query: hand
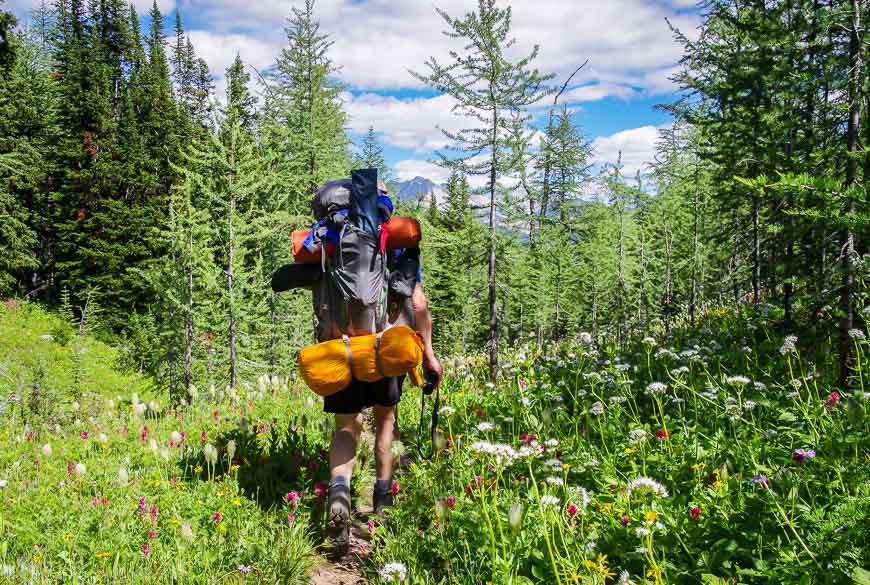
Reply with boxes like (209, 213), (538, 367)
(422, 351), (443, 389)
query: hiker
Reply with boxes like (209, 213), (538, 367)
(304, 173), (442, 556)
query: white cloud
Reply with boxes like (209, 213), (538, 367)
(175, 0), (699, 95)
(591, 125), (661, 176)
(394, 159), (450, 184)
(345, 92), (476, 153)
(560, 83), (637, 103)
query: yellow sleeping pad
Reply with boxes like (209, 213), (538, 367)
(298, 325), (424, 397)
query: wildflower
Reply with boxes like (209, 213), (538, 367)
(645, 382), (667, 395)
(590, 401), (605, 415)
(751, 474), (769, 487)
(848, 329), (865, 340)
(226, 440), (236, 462)
(62, 532), (73, 542)
(655, 429), (670, 440)
(618, 570), (634, 585)
(743, 400), (757, 411)
(41, 443), (52, 458)
(628, 429), (647, 444)
(379, 562), (408, 582)
(313, 481), (327, 499)
(203, 444), (217, 465)
(621, 515), (630, 526)
(81, 431), (89, 440)
(74, 463), (86, 477)
(627, 476), (669, 498)
(825, 391), (841, 411)
(148, 530), (156, 539)
(641, 336), (656, 347)
(391, 480), (400, 495)
(476, 422), (494, 432)
(754, 381), (767, 391)
(509, 502), (524, 532)
(438, 406), (456, 417)
(95, 552), (111, 560)
(688, 505), (701, 521)
(286, 491), (298, 507)
(546, 476), (564, 486)
(609, 395), (628, 404)
(0, 480), (6, 488)
(635, 527), (651, 537)
(540, 495), (560, 507)
(142, 542), (150, 557)
(213, 511), (222, 524)
(567, 503), (578, 517)
(180, 523), (194, 542)
(286, 514), (295, 524)
(544, 438), (559, 448)
(780, 335), (798, 355)
(238, 565), (251, 575)
(726, 375), (751, 386)
(792, 448), (816, 463)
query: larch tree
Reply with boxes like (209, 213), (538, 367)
(413, 0), (553, 382)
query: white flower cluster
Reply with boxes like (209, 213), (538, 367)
(568, 486), (591, 510)
(379, 562), (408, 582)
(589, 401), (605, 416)
(609, 395), (628, 404)
(545, 476), (564, 486)
(540, 495), (560, 507)
(645, 382), (668, 395)
(476, 422), (495, 432)
(641, 336), (657, 347)
(470, 441), (518, 467)
(849, 329), (866, 340)
(438, 406), (456, 417)
(627, 476), (669, 498)
(628, 429), (647, 444)
(726, 375), (751, 386)
(780, 335), (798, 355)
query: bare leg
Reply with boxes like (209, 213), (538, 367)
(372, 404), (397, 481)
(329, 413), (362, 481)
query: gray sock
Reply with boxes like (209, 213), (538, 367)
(374, 478), (391, 494)
(330, 476), (349, 490)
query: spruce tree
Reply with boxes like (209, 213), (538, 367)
(413, 0), (553, 382)
(353, 125), (389, 178)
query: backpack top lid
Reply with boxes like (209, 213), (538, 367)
(350, 168), (382, 236)
(312, 179), (352, 218)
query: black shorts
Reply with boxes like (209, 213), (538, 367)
(323, 375), (405, 414)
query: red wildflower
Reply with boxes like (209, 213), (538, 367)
(825, 391), (841, 411)
(688, 505), (701, 521)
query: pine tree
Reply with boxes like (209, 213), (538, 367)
(353, 125), (389, 178)
(413, 0), (553, 382)
(225, 53), (256, 132)
(264, 0), (347, 213)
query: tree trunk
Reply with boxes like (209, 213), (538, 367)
(227, 143), (237, 389)
(840, 0), (862, 390)
(591, 279), (598, 342)
(752, 192), (760, 304)
(184, 222), (193, 393)
(690, 167), (700, 325)
(488, 109), (499, 384)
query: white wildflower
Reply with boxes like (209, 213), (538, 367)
(568, 486), (591, 510)
(540, 495), (560, 507)
(780, 335), (798, 355)
(726, 375), (751, 386)
(74, 463), (86, 477)
(476, 422), (494, 432)
(609, 395), (627, 404)
(849, 329), (866, 340)
(546, 476), (564, 486)
(579, 332), (593, 346)
(627, 476), (669, 498)
(509, 503), (524, 532)
(544, 439), (559, 448)
(171, 431), (182, 444)
(117, 467), (129, 485)
(635, 546), (649, 554)
(645, 382), (667, 395)
(590, 401), (605, 416)
(133, 402), (146, 417)
(180, 522), (194, 542)
(635, 527), (651, 537)
(618, 570), (634, 585)
(41, 443), (52, 457)
(439, 406), (456, 417)
(628, 429), (647, 444)
(743, 400), (757, 410)
(641, 336), (657, 347)
(0, 479), (7, 488)
(672, 366), (689, 376)
(378, 562), (408, 582)
(753, 381), (767, 391)
(98, 433), (108, 445)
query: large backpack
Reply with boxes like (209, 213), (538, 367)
(309, 169), (418, 343)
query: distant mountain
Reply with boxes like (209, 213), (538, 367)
(393, 176), (447, 207)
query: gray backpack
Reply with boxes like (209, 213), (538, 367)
(309, 170), (417, 342)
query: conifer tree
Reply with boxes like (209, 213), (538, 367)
(353, 125), (389, 178)
(414, 0), (553, 381)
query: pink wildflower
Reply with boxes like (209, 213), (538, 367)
(367, 519), (376, 536)
(81, 431), (89, 440)
(446, 495), (456, 509)
(688, 505), (701, 521)
(138, 497), (147, 516)
(200, 431), (207, 442)
(213, 511), (222, 524)
(391, 480), (400, 495)
(286, 514), (295, 524)
(148, 530), (156, 539)
(621, 515), (630, 526)
(142, 542), (150, 557)
(313, 481), (327, 499)
(567, 503), (578, 517)
(286, 491), (298, 507)
(150, 504), (158, 523)
(825, 391), (841, 411)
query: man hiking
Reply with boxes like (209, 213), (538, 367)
(304, 172), (443, 557)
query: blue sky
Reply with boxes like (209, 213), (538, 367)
(7, 0), (700, 183)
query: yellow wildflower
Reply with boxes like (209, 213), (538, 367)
(96, 552), (111, 560)
(691, 463), (706, 472)
(600, 502), (614, 513)
(194, 465), (203, 473)
(217, 491), (224, 497)
(569, 573), (583, 582)
(562, 463), (571, 471)
(34, 553), (43, 563)
(623, 447), (637, 455)
(218, 524), (226, 533)
(233, 498), (241, 508)
(645, 510), (658, 522)
(62, 532), (73, 542)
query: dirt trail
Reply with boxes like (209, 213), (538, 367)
(308, 431), (376, 585)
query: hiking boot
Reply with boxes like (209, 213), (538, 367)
(373, 488), (394, 516)
(324, 484), (351, 558)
